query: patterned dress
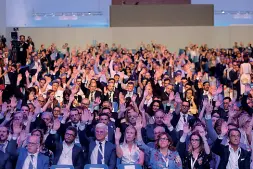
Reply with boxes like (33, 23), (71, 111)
(137, 141), (182, 169)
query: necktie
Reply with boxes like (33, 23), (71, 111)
(97, 142), (103, 164)
(29, 155), (34, 169)
(0, 143), (4, 152)
(183, 114), (187, 123)
(109, 92), (113, 102)
(90, 92), (95, 102)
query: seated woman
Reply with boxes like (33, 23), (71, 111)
(135, 118), (182, 169)
(115, 126), (144, 165)
(177, 124), (211, 169)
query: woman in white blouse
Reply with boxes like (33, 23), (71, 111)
(115, 126), (144, 165)
(240, 55), (252, 94)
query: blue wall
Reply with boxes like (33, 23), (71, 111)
(6, 0), (111, 27)
(192, 0), (253, 26)
(6, 0), (253, 27)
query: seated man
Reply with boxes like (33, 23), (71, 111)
(8, 134), (49, 169)
(79, 112), (116, 169)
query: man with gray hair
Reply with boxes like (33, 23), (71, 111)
(79, 110), (116, 169)
(7, 126), (49, 169)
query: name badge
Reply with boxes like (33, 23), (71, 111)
(20, 48), (23, 52)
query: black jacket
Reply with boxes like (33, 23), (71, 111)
(211, 138), (251, 169)
(45, 133), (84, 169)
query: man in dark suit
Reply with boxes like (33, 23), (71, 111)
(86, 113), (115, 143)
(8, 135), (49, 169)
(212, 128), (251, 169)
(103, 82), (120, 104)
(171, 100), (196, 135)
(58, 108), (82, 143)
(78, 112), (116, 169)
(0, 126), (12, 169)
(45, 126), (84, 169)
(145, 110), (177, 143)
(81, 81), (102, 103)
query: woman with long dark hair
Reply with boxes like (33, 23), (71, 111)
(177, 124), (211, 169)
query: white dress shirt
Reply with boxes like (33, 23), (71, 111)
(57, 141), (74, 166)
(90, 140), (106, 164)
(226, 145), (241, 169)
(0, 141), (8, 153)
(176, 112), (188, 131)
(22, 152), (38, 169)
(125, 91), (134, 98)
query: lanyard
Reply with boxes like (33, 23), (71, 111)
(190, 156), (198, 169)
(98, 144), (104, 164)
(162, 156), (169, 168)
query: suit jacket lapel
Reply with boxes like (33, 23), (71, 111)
(72, 145), (78, 166)
(18, 149), (28, 169)
(37, 153), (42, 169)
(104, 142), (109, 163)
(89, 141), (96, 162)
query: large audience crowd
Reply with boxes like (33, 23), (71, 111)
(0, 35), (253, 169)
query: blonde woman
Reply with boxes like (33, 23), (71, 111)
(115, 126), (144, 165)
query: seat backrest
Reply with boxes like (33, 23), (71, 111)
(84, 164), (109, 169)
(117, 164), (142, 169)
(50, 165), (75, 169)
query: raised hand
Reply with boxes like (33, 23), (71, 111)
(5, 112), (12, 122)
(174, 92), (182, 103)
(31, 75), (37, 83)
(183, 123), (191, 135)
(216, 85), (223, 95)
(169, 92), (175, 102)
(19, 130), (27, 143)
(162, 113), (173, 127)
(115, 128), (122, 141)
(81, 109), (90, 123)
(221, 122), (228, 136)
(103, 87), (108, 95)
(62, 108), (70, 120)
(52, 119), (61, 131)
(27, 111), (34, 122)
(135, 116), (143, 131)
(17, 74), (22, 82)
(93, 97), (101, 106)
(25, 71), (30, 78)
(143, 90), (149, 98)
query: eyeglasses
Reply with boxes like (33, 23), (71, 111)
(38, 100), (45, 103)
(65, 133), (75, 137)
(159, 138), (169, 141)
(95, 130), (105, 134)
